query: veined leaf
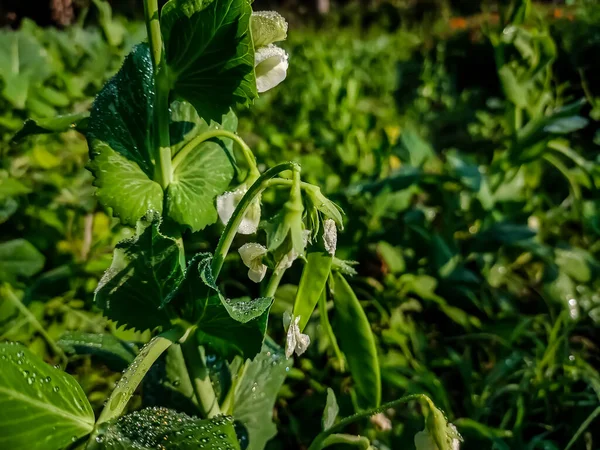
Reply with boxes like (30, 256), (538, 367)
(91, 407), (240, 450)
(167, 255), (272, 359)
(167, 136), (234, 232)
(95, 213), (183, 331)
(0, 343), (95, 450)
(161, 0), (257, 122)
(331, 273), (381, 410)
(230, 340), (291, 450)
(86, 43), (163, 226)
(0, 239), (45, 283)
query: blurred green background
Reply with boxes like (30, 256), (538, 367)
(1, 1), (599, 449)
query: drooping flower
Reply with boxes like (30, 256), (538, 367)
(284, 313), (310, 358)
(323, 218), (337, 255)
(255, 44), (288, 93)
(238, 243), (268, 283)
(216, 187), (261, 235)
(370, 412), (392, 432)
(415, 400), (461, 450)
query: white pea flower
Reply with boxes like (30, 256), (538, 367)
(255, 44), (288, 93)
(284, 313), (310, 358)
(216, 187), (261, 234)
(238, 243), (268, 283)
(370, 413), (392, 432)
(323, 218), (337, 255)
(276, 229), (311, 271)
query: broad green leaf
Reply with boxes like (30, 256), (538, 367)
(95, 214), (183, 331)
(0, 343), (95, 450)
(322, 388), (339, 431)
(167, 136), (234, 232)
(86, 43), (163, 226)
(231, 340), (292, 450)
(57, 332), (136, 371)
(0, 177), (31, 199)
(332, 273), (381, 410)
(293, 251), (332, 332)
(92, 407), (240, 450)
(161, 0), (257, 122)
(13, 111), (89, 142)
(168, 255), (272, 359)
(376, 242), (405, 274)
(0, 239), (45, 283)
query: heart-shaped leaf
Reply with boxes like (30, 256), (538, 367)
(86, 43), (163, 226)
(0, 343), (95, 450)
(161, 0), (257, 122)
(95, 213), (183, 331)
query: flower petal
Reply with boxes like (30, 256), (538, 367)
(252, 11), (288, 48)
(323, 218), (337, 255)
(255, 45), (288, 93)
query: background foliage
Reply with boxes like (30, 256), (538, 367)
(1, 1), (599, 449)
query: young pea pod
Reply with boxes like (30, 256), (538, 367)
(331, 272), (381, 410)
(293, 251), (333, 332)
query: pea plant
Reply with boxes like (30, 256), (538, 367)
(2, 1), (460, 449)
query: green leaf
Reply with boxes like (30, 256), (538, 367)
(92, 407), (240, 450)
(161, 0), (257, 122)
(167, 133), (234, 232)
(293, 251), (332, 332)
(0, 343), (95, 450)
(57, 332), (136, 371)
(86, 43), (163, 226)
(13, 112), (89, 142)
(231, 340), (291, 450)
(168, 255), (272, 359)
(322, 388), (339, 431)
(95, 214), (183, 331)
(332, 273), (381, 410)
(0, 239), (45, 283)
(0, 30), (52, 108)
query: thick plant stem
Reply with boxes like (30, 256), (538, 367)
(144, 0), (172, 188)
(172, 129), (260, 179)
(181, 334), (221, 418)
(212, 162), (298, 278)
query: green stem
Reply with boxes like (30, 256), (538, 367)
(4, 285), (67, 366)
(144, 0), (171, 188)
(180, 332), (221, 418)
(307, 394), (430, 450)
(263, 269), (286, 298)
(95, 326), (187, 426)
(212, 162), (298, 278)
(514, 106), (523, 133)
(172, 129), (259, 179)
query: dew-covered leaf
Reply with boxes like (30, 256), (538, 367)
(57, 332), (136, 371)
(92, 407), (240, 450)
(0, 343), (95, 450)
(86, 43), (163, 226)
(95, 213), (183, 331)
(0, 239), (45, 283)
(167, 255), (272, 359)
(161, 0), (257, 122)
(231, 339), (292, 450)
